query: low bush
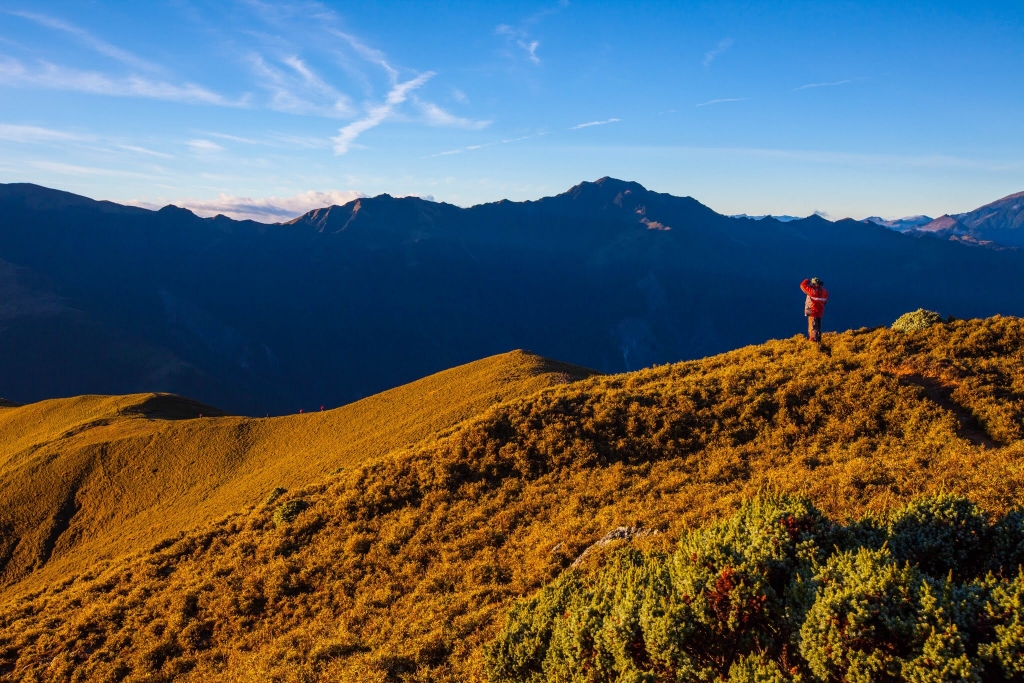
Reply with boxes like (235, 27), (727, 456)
(272, 499), (309, 527)
(892, 308), (943, 332)
(485, 494), (1024, 682)
(263, 486), (287, 507)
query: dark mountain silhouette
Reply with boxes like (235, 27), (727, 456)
(2, 177), (1024, 415)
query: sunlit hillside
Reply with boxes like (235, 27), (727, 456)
(2, 317), (1024, 681)
(0, 351), (592, 596)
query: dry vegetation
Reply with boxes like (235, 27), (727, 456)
(2, 317), (1024, 681)
(0, 351), (591, 595)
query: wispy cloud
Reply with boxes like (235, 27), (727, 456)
(703, 38), (733, 67)
(241, 7), (492, 145)
(332, 72), (434, 154)
(495, 1), (566, 67)
(327, 29), (399, 82)
(792, 78), (857, 91)
(416, 100), (491, 129)
(187, 139), (224, 153)
(284, 55), (351, 106)
(569, 118), (621, 130)
(497, 25), (543, 65)
(275, 134), (334, 149)
(521, 40), (540, 64)
(130, 189), (367, 222)
(248, 54), (351, 117)
(202, 130), (328, 149)
(118, 144), (172, 158)
(7, 10), (161, 73)
(695, 97), (749, 107)
(0, 123), (83, 143)
(204, 132), (264, 145)
(0, 11), (250, 111)
(424, 134), (538, 159)
(0, 57), (241, 106)
(31, 160), (157, 178)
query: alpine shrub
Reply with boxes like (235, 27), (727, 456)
(264, 486), (287, 507)
(992, 511), (1024, 574)
(273, 499), (309, 527)
(892, 309), (944, 332)
(486, 496), (839, 681)
(727, 653), (791, 683)
(485, 495), (1024, 683)
(886, 494), (990, 580)
(977, 574), (1024, 677)
(799, 548), (928, 681)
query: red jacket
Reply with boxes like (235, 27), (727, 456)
(801, 280), (829, 318)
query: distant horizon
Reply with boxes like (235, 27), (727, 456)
(1, 2), (1021, 221)
(110, 178), (1024, 224)
(4, 176), (1019, 226)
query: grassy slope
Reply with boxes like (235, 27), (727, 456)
(2, 318), (1024, 682)
(0, 351), (592, 596)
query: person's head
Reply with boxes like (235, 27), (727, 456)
(810, 277), (823, 287)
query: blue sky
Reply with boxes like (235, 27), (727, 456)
(0, 1), (1022, 221)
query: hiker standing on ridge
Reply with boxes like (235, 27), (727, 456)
(801, 277), (829, 343)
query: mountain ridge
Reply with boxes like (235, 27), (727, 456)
(0, 350), (593, 596)
(3, 179), (1024, 415)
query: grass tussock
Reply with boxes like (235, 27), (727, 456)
(0, 317), (1023, 681)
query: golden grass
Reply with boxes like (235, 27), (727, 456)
(0, 351), (592, 596)
(1, 318), (1024, 682)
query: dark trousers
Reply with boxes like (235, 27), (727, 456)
(807, 316), (822, 342)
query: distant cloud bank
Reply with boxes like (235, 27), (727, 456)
(129, 190), (368, 222)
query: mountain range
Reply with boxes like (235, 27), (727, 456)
(863, 190), (1024, 247)
(2, 177), (1024, 415)
(863, 214), (934, 231)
